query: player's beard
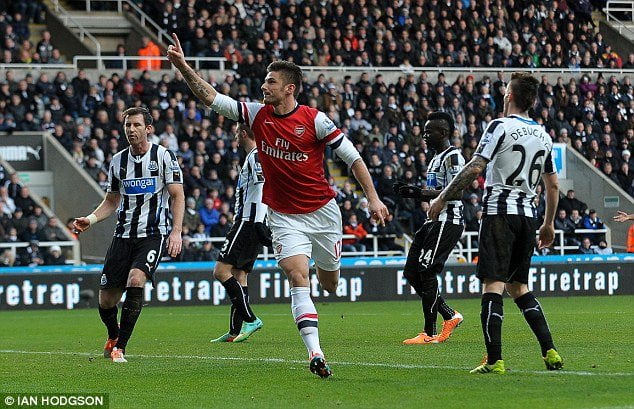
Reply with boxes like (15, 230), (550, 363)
(262, 94), (278, 105)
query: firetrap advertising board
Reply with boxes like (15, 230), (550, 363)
(1, 255), (632, 310)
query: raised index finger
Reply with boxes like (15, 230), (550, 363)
(171, 33), (182, 52)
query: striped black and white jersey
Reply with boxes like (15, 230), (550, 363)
(107, 143), (182, 238)
(235, 147), (268, 223)
(426, 146), (465, 225)
(475, 114), (556, 217)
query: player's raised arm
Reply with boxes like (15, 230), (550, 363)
(167, 33), (219, 108)
(72, 192), (120, 234)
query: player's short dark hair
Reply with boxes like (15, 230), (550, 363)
(237, 122), (254, 139)
(267, 61), (302, 97)
(122, 106), (153, 126)
(509, 72), (539, 112)
(427, 111), (455, 133)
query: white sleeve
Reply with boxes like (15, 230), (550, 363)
(210, 94), (264, 127)
(332, 135), (362, 168)
(475, 120), (505, 161)
(106, 157), (119, 193)
(314, 111), (344, 142)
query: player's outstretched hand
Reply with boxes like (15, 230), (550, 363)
(166, 33), (187, 70)
(166, 230), (182, 257)
(369, 198), (389, 226)
(612, 210), (632, 223)
(537, 223), (555, 249)
(428, 197), (445, 221)
(254, 222), (273, 247)
(72, 217), (91, 235)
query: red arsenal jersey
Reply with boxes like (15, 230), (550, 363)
(239, 102), (343, 214)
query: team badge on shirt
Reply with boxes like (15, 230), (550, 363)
(148, 161), (158, 171)
(294, 125), (305, 136)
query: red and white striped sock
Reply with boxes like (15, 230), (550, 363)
(291, 287), (323, 358)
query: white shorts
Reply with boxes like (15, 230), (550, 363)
(268, 198), (342, 271)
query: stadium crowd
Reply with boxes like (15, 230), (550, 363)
(138, 0), (633, 72)
(0, 65), (624, 263)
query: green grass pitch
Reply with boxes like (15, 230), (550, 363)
(1, 296), (633, 409)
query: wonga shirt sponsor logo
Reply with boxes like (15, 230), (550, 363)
(122, 177), (156, 194)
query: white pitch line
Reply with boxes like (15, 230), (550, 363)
(1, 349), (632, 377)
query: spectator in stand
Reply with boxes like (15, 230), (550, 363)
(554, 209), (580, 247)
(210, 213), (232, 238)
(199, 197), (220, 234)
(578, 237), (595, 254)
(17, 240), (44, 267)
(342, 214), (367, 254)
(137, 36), (161, 70)
(10, 208), (28, 235)
(559, 189), (588, 215)
(378, 213), (404, 252)
(20, 218), (45, 242)
(196, 241), (220, 261)
(14, 186), (36, 216)
(594, 239), (613, 255)
(583, 209), (605, 244)
(44, 245), (66, 265)
(41, 216), (67, 241)
(462, 193), (482, 228)
(183, 197), (201, 232)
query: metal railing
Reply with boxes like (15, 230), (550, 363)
(0, 241), (81, 265)
(6, 54), (633, 74)
(84, 0), (175, 48)
(50, 0), (102, 57)
(454, 228), (610, 262)
(604, 1), (634, 36)
(72, 55), (226, 71)
(187, 233), (411, 261)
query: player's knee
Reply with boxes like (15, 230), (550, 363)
(98, 290), (119, 308)
(287, 270), (309, 287)
(505, 282), (528, 299)
(213, 268), (230, 282)
(127, 276), (145, 288)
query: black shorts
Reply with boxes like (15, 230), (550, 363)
(404, 220), (464, 278)
(100, 236), (166, 290)
(476, 215), (536, 284)
(217, 220), (261, 272)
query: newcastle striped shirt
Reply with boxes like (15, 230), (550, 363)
(107, 143), (182, 238)
(475, 114), (555, 217)
(426, 146), (465, 225)
(234, 147), (268, 223)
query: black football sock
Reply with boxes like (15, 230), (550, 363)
(98, 305), (119, 340)
(244, 286), (255, 320)
(221, 277), (255, 323)
(481, 292), (504, 364)
(115, 287), (144, 351)
(230, 287), (250, 335)
(437, 296), (456, 321)
(514, 292), (555, 356)
(229, 305), (241, 335)
(421, 280), (439, 336)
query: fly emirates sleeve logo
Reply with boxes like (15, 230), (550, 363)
(260, 138), (309, 162)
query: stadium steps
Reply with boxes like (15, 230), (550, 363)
(326, 159), (362, 196)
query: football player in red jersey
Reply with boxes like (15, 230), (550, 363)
(169, 34), (389, 378)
